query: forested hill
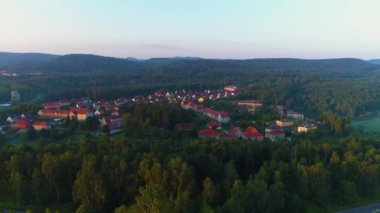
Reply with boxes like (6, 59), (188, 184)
(0, 52), (59, 68)
(161, 58), (379, 73)
(2, 52), (379, 73)
(369, 59), (380, 65)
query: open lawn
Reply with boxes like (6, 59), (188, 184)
(352, 116), (380, 134)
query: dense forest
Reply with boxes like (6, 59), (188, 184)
(1, 53), (380, 212)
(1, 129), (380, 212)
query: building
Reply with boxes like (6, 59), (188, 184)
(275, 119), (294, 127)
(11, 118), (31, 129)
(32, 121), (50, 131)
(155, 91), (165, 97)
(242, 126), (263, 141)
(265, 126), (285, 141)
(101, 115), (124, 134)
(76, 109), (94, 121)
(38, 109), (75, 119)
(287, 111), (304, 120)
(238, 100), (263, 108)
(208, 121), (221, 129)
(11, 91), (20, 102)
(298, 123), (317, 133)
(203, 108), (230, 123)
(199, 129), (219, 139)
(115, 97), (129, 106)
(224, 85), (238, 92)
(222, 132), (235, 140)
(42, 100), (70, 109)
(231, 127), (242, 138)
(181, 102), (204, 112)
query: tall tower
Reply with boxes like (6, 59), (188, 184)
(11, 91), (20, 102)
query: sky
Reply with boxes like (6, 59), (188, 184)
(0, 0), (380, 59)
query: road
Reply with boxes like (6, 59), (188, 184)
(335, 203), (380, 213)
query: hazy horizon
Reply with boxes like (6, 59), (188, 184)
(1, 0), (380, 59)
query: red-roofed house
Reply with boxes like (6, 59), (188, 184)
(32, 121), (50, 131)
(12, 118), (31, 129)
(218, 112), (230, 123)
(242, 126), (263, 141)
(38, 109), (75, 119)
(42, 100), (70, 110)
(203, 108), (230, 123)
(76, 109), (94, 121)
(199, 129), (219, 139)
(222, 132), (235, 139)
(224, 85), (237, 92)
(231, 127), (242, 138)
(181, 102), (204, 112)
(155, 91), (165, 97)
(208, 121), (221, 129)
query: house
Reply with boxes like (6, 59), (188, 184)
(101, 115), (124, 134)
(32, 121), (50, 131)
(287, 111), (304, 120)
(181, 102), (204, 112)
(11, 118), (31, 129)
(203, 108), (230, 123)
(242, 126), (263, 141)
(199, 129), (219, 139)
(238, 100), (263, 108)
(275, 119), (294, 127)
(94, 109), (103, 116)
(73, 97), (92, 107)
(42, 100), (70, 109)
(93, 100), (110, 109)
(132, 95), (145, 102)
(110, 110), (120, 116)
(76, 109), (94, 121)
(6, 116), (15, 123)
(208, 121), (221, 129)
(298, 123), (317, 133)
(105, 105), (119, 112)
(38, 109), (74, 119)
(231, 127), (242, 138)
(155, 91), (165, 97)
(222, 132), (235, 140)
(224, 85), (238, 92)
(218, 112), (230, 123)
(115, 97), (129, 106)
(265, 126), (285, 141)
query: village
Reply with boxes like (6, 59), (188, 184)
(0, 85), (318, 142)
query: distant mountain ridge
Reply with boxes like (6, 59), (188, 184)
(0, 51), (378, 73)
(368, 59), (380, 65)
(0, 52), (59, 68)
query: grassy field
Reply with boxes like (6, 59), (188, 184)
(351, 116), (380, 134)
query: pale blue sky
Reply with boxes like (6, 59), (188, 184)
(1, 0), (379, 59)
